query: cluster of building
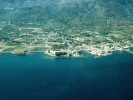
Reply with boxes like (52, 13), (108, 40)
(0, 20), (133, 58)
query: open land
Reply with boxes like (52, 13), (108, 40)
(0, 20), (133, 58)
(1, 1), (133, 58)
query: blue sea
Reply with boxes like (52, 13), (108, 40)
(0, 51), (133, 100)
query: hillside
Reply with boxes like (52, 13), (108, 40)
(0, 0), (133, 57)
(0, 0), (133, 34)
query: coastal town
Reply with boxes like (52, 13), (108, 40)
(0, 0), (133, 58)
(0, 20), (133, 58)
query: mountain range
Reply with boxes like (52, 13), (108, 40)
(0, 0), (133, 34)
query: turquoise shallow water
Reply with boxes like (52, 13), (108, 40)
(0, 52), (133, 100)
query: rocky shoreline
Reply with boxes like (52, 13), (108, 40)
(0, 45), (133, 58)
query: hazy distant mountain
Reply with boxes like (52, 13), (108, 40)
(0, 0), (61, 8)
(1, 0), (133, 32)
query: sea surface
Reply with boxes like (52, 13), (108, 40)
(0, 51), (133, 100)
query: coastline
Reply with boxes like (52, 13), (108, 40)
(1, 45), (133, 100)
(0, 45), (133, 59)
